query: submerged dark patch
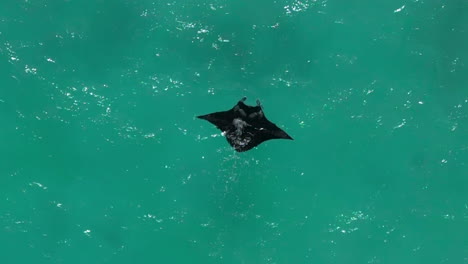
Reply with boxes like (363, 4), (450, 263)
(197, 97), (293, 152)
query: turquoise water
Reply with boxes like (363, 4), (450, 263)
(1, 0), (467, 263)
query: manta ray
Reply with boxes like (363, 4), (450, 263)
(197, 97), (293, 152)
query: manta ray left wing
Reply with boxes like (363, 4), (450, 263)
(197, 110), (234, 132)
(197, 97), (293, 152)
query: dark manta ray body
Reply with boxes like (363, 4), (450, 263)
(197, 97), (293, 152)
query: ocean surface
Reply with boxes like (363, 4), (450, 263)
(1, 0), (467, 263)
